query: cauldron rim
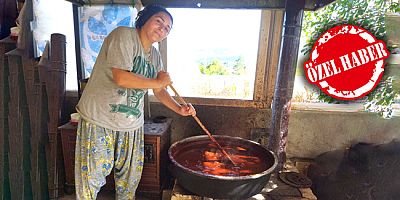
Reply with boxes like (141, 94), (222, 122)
(168, 135), (278, 180)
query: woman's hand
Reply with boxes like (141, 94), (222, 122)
(156, 71), (172, 88)
(179, 103), (196, 116)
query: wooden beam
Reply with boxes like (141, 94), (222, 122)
(253, 10), (284, 106)
(142, 0), (336, 10)
(306, 0), (336, 11)
(64, 0), (335, 10)
(141, 0), (285, 9)
(72, 5), (84, 98)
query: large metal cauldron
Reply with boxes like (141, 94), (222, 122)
(169, 135), (277, 199)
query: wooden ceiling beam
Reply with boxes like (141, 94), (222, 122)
(64, 0), (336, 11)
(141, 0), (285, 9)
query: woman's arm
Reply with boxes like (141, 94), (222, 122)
(112, 67), (171, 89)
(113, 67), (196, 116)
(153, 87), (196, 116)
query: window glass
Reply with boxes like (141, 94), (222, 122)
(32, 0), (76, 90)
(166, 8), (261, 100)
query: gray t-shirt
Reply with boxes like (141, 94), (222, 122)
(76, 26), (163, 131)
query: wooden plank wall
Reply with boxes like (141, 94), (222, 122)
(6, 47), (33, 199)
(0, 33), (67, 199)
(0, 37), (16, 200)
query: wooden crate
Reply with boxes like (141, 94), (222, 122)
(59, 119), (172, 199)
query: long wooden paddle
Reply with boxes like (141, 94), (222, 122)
(169, 85), (237, 166)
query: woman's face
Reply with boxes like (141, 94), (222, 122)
(142, 12), (172, 43)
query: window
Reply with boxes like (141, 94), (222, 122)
(33, 3), (137, 92)
(156, 9), (284, 108)
(32, 0), (77, 90)
(51, 5), (282, 108)
(292, 1), (400, 118)
(167, 8), (260, 100)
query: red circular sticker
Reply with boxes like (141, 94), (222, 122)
(303, 25), (390, 100)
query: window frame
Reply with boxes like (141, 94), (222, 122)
(150, 10), (284, 109)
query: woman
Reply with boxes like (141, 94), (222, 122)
(75, 4), (196, 199)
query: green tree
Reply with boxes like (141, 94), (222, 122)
(300, 0), (400, 118)
(302, 0), (392, 55)
(199, 59), (230, 75)
(232, 56), (247, 75)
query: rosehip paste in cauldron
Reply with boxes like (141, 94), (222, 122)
(174, 142), (269, 176)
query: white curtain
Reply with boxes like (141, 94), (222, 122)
(78, 4), (137, 78)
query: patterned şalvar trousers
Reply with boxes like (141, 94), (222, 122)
(75, 118), (144, 200)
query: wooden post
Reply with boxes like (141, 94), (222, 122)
(268, 0), (305, 171)
(46, 33), (67, 199)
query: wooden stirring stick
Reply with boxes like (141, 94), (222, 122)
(169, 85), (237, 166)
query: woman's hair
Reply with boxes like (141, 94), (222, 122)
(135, 4), (173, 29)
